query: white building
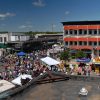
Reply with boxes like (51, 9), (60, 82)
(0, 33), (8, 44)
(9, 32), (30, 42)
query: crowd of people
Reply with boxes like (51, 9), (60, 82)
(0, 48), (99, 82)
(59, 60), (98, 76)
(0, 50), (50, 81)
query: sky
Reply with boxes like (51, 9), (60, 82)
(0, 0), (100, 32)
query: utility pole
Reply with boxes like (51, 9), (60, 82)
(52, 24), (53, 32)
(52, 24), (55, 32)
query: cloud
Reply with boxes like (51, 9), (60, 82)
(0, 12), (15, 20)
(1, 24), (6, 26)
(65, 11), (70, 15)
(19, 25), (32, 29)
(32, 0), (45, 7)
(52, 24), (56, 28)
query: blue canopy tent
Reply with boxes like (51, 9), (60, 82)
(76, 58), (91, 63)
(17, 51), (26, 56)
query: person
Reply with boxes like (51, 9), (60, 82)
(0, 72), (3, 79)
(98, 83), (100, 89)
(21, 78), (30, 85)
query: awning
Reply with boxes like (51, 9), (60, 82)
(0, 43), (8, 49)
(70, 46), (93, 50)
(76, 58), (91, 63)
(84, 51), (92, 53)
(69, 50), (77, 53)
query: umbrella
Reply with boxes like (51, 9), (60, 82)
(17, 51), (26, 56)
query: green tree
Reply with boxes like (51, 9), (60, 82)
(75, 50), (86, 58)
(60, 50), (70, 61)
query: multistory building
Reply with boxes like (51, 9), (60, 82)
(62, 21), (100, 56)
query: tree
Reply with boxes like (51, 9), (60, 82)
(75, 50), (86, 58)
(60, 50), (70, 61)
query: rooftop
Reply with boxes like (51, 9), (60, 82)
(62, 20), (100, 25)
(10, 80), (100, 100)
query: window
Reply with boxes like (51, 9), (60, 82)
(74, 41), (77, 45)
(98, 30), (100, 35)
(0, 37), (2, 42)
(79, 29), (82, 35)
(4, 37), (7, 42)
(84, 30), (87, 35)
(84, 41), (87, 45)
(89, 42), (92, 45)
(70, 30), (73, 35)
(94, 30), (97, 35)
(89, 30), (92, 35)
(65, 42), (68, 45)
(79, 41), (82, 45)
(74, 30), (77, 35)
(94, 42), (97, 46)
(70, 41), (73, 45)
(65, 30), (68, 35)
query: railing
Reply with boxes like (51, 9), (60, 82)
(50, 71), (100, 82)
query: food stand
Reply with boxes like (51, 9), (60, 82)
(92, 57), (100, 74)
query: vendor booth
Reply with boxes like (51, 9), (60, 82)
(92, 57), (100, 74)
(40, 57), (60, 71)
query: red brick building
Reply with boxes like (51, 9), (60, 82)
(62, 21), (100, 55)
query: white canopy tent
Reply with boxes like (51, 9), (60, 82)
(12, 74), (32, 86)
(41, 57), (60, 66)
(40, 57), (60, 70)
